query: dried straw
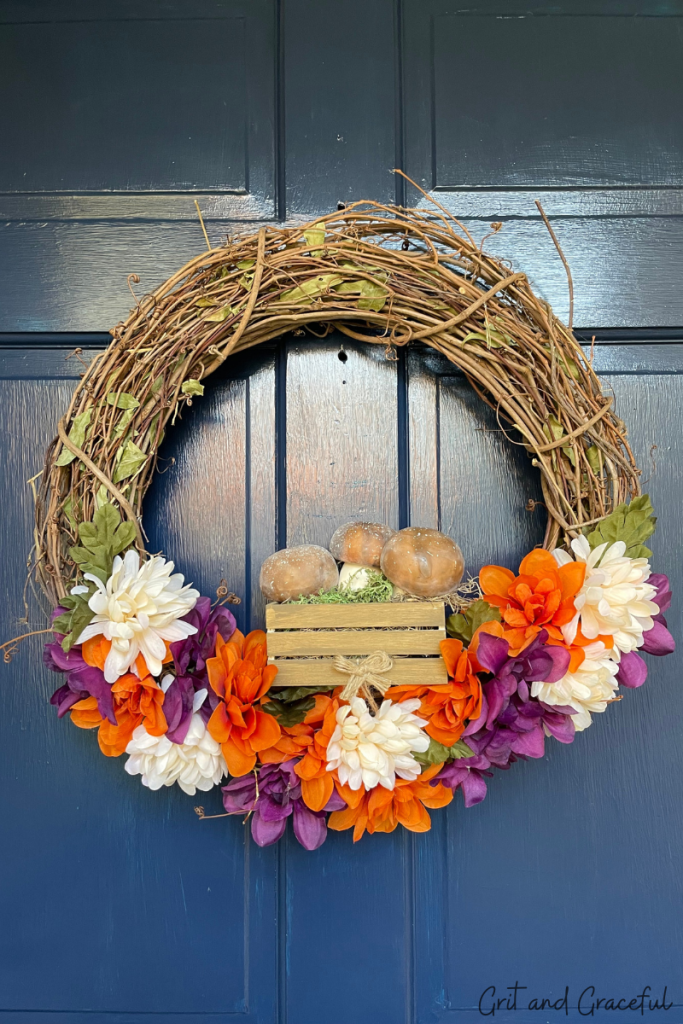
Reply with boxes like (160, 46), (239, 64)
(34, 188), (639, 607)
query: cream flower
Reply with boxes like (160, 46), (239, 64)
(124, 713), (227, 795)
(553, 535), (658, 656)
(76, 549), (200, 682)
(326, 697), (430, 791)
(531, 641), (619, 732)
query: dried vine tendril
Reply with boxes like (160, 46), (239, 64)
(34, 183), (639, 608)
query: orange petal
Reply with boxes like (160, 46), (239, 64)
(301, 774), (334, 812)
(426, 720), (463, 747)
(82, 636), (111, 670)
(519, 548), (558, 578)
(206, 656), (227, 699)
(557, 559), (586, 603)
(417, 782), (454, 810)
(327, 804), (362, 832)
(439, 638), (464, 678)
(249, 709), (282, 752)
(207, 703), (232, 744)
(221, 737), (256, 777)
(479, 565), (515, 599)
(294, 751), (325, 781)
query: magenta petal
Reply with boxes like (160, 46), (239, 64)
(641, 621), (676, 657)
(511, 726), (545, 758)
(475, 632), (510, 675)
(251, 810), (287, 847)
(292, 803), (327, 850)
(543, 711), (575, 744)
(649, 573), (672, 615)
(323, 789), (347, 812)
(540, 645), (571, 683)
(460, 771), (487, 807)
(617, 651), (648, 688)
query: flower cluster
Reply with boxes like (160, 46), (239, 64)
(45, 496), (674, 849)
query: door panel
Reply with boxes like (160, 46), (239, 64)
(2, 337), (681, 1022)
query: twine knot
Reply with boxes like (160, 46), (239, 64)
(333, 650), (394, 710)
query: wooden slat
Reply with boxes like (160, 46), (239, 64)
(265, 601), (445, 629)
(267, 629), (445, 657)
(270, 657), (449, 687)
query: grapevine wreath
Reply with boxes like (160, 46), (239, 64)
(18, 186), (676, 848)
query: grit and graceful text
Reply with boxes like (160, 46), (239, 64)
(478, 983), (673, 1016)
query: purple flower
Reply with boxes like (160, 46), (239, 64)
(463, 629), (575, 765)
(171, 597), (236, 678)
(44, 638), (115, 724)
(435, 754), (493, 807)
(222, 759), (346, 851)
(617, 573), (675, 688)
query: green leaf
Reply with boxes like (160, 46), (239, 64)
(106, 392), (140, 411)
(460, 329), (506, 349)
(415, 736), (474, 767)
(334, 278), (389, 312)
(303, 221), (326, 255)
(196, 297), (218, 307)
(181, 379), (205, 397)
(262, 695), (316, 728)
(236, 259), (255, 271)
(583, 494), (657, 559)
(585, 445), (601, 476)
(446, 598), (501, 645)
(272, 684), (337, 703)
(112, 440), (147, 483)
(205, 305), (235, 322)
(55, 591), (96, 652)
(279, 274), (343, 304)
(62, 496), (78, 534)
(71, 503), (137, 579)
(55, 409), (92, 466)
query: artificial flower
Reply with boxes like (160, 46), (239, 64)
(75, 550), (200, 683)
(480, 549), (585, 654)
(530, 640), (619, 731)
(616, 572), (675, 688)
(293, 696), (344, 810)
(553, 536), (658, 655)
(434, 755), (492, 807)
(69, 670), (168, 756)
(124, 712), (226, 795)
(386, 635), (483, 746)
(258, 694), (333, 765)
(46, 638), (115, 722)
(222, 758), (346, 850)
(170, 596), (236, 681)
(325, 696), (430, 791)
(206, 629), (281, 776)
(462, 629), (575, 760)
(327, 764), (452, 842)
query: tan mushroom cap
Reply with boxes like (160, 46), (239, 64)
(259, 544), (339, 603)
(380, 527), (464, 598)
(329, 521), (396, 568)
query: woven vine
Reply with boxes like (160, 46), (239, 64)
(34, 190), (639, 609)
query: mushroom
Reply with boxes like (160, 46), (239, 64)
(329, 521), (395, 568)
(380, 527), (464, 598)
(259, 545), (339, 603)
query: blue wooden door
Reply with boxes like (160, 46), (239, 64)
(1, 4), (683, 1023)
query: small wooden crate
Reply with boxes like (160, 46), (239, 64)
(265, 601), (448, 687)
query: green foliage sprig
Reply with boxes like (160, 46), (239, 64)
(583, 494), (656, 559)
(52, 504), (137, 652)
(447, 598), (501, 644)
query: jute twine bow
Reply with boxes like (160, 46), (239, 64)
(333, 650), (394, 711)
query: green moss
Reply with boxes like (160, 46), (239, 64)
(291, 569), (394, 605)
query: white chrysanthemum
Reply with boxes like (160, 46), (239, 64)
(531, 641), (619, 732)
(75, 549), (199, 682)
(553, 536), (658, 656)
(124, 713), (227, 796)
(325, 697), (430, 791)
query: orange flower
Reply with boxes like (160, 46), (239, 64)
(293, 696), (342, 812)
(385, 637), (485, 746)
(70, 672), (167, 757)
(480, 549), (586, 654)
(258, 694), (333, 765)
(327, 764), (453, 842)
(206, 629), (281, 776)
(82, 634), (173, 678)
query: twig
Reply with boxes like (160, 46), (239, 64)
(535, 200), (574, 330)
